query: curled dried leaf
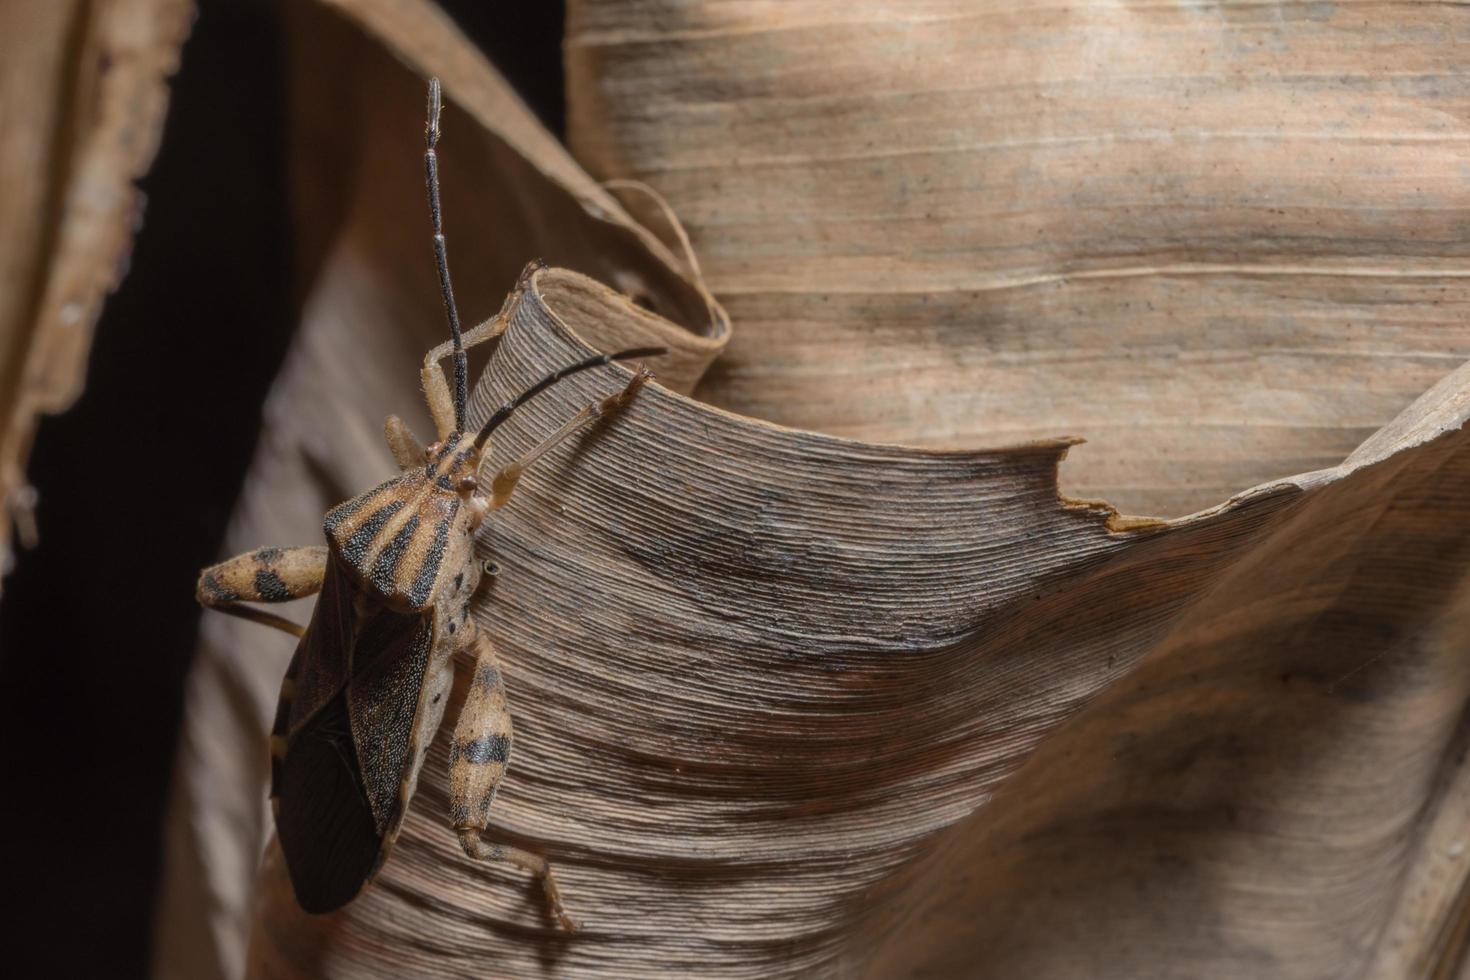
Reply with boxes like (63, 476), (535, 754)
(0, 0), (193, 585)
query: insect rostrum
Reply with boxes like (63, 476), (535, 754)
(196, 77), (665, 932)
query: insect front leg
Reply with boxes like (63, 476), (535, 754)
(383, 414), (427, 471)
(449, 627), (578, 931)
(421, 261), (543, 439)
(484, 364), (653, 510)
(196, 546), (327, 638)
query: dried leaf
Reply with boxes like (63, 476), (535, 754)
(154, 1), (1470, 978)
(0, 0), (193, 583)
(566, 0), (1470, 520)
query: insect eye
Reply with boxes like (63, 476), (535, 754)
(482, 559), (501, 577)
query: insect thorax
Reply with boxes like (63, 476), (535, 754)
(322, 446), (478, 612)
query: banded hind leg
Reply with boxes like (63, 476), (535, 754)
(196, 546), (327, 637)
(449, 627), (577, 931)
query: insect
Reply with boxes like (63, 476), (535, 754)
(196, 77), (664, 931)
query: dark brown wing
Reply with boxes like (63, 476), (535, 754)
(272, 558), (434, 914)
(347, 594), (434, 832)
(274, 689), (382, 913)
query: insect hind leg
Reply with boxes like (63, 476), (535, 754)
(459, 836), (574, 929)
(196, 545), (327, 638)
(449, 628), (577, 931)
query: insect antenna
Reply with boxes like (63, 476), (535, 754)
(475, 347), (668, 447)
(425, 77), (468, 432)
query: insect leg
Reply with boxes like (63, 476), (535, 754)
(421, 260), (544, 439)
(449, 629), (578, 931)
(196, 546), (327, 638)
(383, 414), (426, 470)
(484, 364), (654, 510)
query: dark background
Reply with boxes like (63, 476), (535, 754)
(0, 2), (563, 976)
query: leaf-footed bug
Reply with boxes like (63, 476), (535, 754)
(196, 78), (664, 931)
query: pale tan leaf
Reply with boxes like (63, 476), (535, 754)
(0, 0), (193, 584)
(566, 0), (1470, 520)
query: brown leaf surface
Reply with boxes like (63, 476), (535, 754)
(567, 0), (1470, 520)
(0, 0), (193, 582)
(154, 1), (1470, 978)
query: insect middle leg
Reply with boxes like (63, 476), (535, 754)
(484, 365), (653, 510)
(449, 628), (577, 931)
(196, 546), (327, 638)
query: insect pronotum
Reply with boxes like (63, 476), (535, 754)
(196, 77), (665, 931)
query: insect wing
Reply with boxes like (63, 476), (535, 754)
(347, 598), (434, 833)
(273, 559), (434, 913)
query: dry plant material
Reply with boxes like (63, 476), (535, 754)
(0, 0), (192, 583)
(155, 1), (1470, 978)
(567, 0), (1470, 520)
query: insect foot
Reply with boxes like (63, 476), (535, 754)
(457, 830), (581, 933)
